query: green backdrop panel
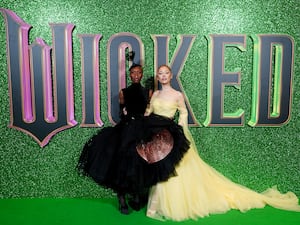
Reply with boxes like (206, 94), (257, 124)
(0, 0), (299, 198)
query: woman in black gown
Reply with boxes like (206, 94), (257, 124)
(77, 64), (190, 214)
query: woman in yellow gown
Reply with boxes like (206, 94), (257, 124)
(145, 64), (300, 221)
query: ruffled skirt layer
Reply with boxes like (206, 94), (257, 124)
(77, 114), (190, 194)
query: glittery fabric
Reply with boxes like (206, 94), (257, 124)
(0, 0), (299, 198)
(136, 129), (174, 163)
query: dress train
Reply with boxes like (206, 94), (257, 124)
(146, 127), (300, 221)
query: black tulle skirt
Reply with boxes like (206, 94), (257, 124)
(77, 114), (190, 194)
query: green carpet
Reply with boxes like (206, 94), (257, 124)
(0, 198), (299, 225)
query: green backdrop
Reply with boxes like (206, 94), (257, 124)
(0, 0), (299, 199)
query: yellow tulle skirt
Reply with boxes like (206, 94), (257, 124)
(146, 130), (300, 221)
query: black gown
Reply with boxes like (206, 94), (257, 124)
(77, 83), (190, 194)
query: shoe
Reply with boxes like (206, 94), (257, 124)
(119, 203), (129, 215)
(118, 194), (129, 215)
(128, 199), (141, 211)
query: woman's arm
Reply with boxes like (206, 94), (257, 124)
(177, 92), (188, 127)
(144, 90), (158, 116)
(119, 89), (127, 116)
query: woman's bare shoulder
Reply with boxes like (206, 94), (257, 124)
(174, 90), (184, 99)
(152, 90), (160, 96)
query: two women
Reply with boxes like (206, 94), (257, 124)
(78, 64), (300, 220)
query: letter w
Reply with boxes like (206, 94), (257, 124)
(0, 9), (77, 147)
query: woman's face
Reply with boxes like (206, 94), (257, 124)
(156, 66), (172, 84)
(130, 66), (143, 83)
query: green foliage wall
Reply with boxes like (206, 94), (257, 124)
(0, 0), (299, 198)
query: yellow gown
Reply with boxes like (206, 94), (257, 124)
(146, 96), (300, 221)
